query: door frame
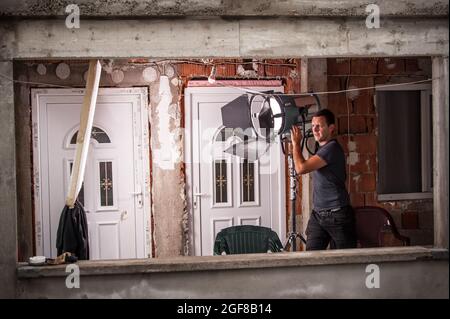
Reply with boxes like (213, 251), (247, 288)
(184, 86), (286, 256)
(31, 87), (151, 258)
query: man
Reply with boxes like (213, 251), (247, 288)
(291, 108), (356, 250)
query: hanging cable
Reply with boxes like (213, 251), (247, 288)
(0, 70), (435, 98)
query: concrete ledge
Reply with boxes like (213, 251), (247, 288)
(17, 246), (448, 279)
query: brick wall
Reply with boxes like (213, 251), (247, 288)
(327, 57), (434, 246)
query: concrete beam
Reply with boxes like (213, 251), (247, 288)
(0, 0), (448, 18)
(0, 18), (448, 60)
(432, 56), (449, 249)
(1, 19), (240, 60)
(0, 61), (17, 298)
(239, 18), (448, 58)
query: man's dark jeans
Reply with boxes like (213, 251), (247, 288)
(305, 206), (357, 250)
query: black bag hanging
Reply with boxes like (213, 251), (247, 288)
(56, 199), (89, 260)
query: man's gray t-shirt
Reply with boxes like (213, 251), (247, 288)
(312, 139), (350, 211)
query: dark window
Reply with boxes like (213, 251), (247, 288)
(377, 89), (432, 196)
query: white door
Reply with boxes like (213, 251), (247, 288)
(185, 86), (286, 256)
(32, 88), (151, 260)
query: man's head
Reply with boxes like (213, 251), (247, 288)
(311, 109), (336, 145)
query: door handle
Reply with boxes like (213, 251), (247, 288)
(131, 187), (143, 208)
(193, 188), (208, 209)
(194, 192), (207, 197)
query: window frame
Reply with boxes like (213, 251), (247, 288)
(375, 83), (433, 201)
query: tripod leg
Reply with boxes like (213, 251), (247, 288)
(284, 233), (295, 251)
(299, 233), (307, 244)
(283, 234), (291, 251)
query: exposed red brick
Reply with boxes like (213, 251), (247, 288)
(353, 135), (377, 154)
(350, 192), (365, 207)
(178, 63), (207, 77)
(264, 59), (293, 77)
(128, 58), (150, 63)
(328, 58), (350, 75)
(347, 175), (358, 193)
(368, 154), (377, 173)
(366, 116), (377, 134)
(351, 58), (378, 75)
(329, 92), (350, 115)
(402, 211), (419, 229)
(378, 58), (405, 75)
(339, 116), (367, 134)
(364, 192), (379, 206)
(348, 153), (370, 174)
(286, 74), (301, 94)
(336, 135), (350, 153)
(328, 76), (345, 91)
(358, 173), (376, 192)
(328, 76), (352, 115)
(347, 77), (375, 115)
(374, 76), (390, 85)
(216, 64), (236, 77)
(353, 91), (375, 115)
(405, 58), (420, 73)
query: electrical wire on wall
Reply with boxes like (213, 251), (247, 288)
(0, 71), (434, 97)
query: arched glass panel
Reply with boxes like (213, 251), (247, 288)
(70, 126), (111, 144)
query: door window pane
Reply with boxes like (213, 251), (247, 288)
(71, 126), (111, 144)
(241, 159), (255, 202)
(99, 161), (114, 206)
(214, 160), (228, 203)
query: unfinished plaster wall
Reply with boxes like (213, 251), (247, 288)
(328, 57), (434, 245)
(14, 59), (186, 259)
(0, 61), (17, 298)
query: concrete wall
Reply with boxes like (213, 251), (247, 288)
(1, 0), (448, 17)
(0, 18), (448, 60)
(0, 61), (17, 299)
(16, 247), (449, 298)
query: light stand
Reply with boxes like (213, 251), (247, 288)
(221, 92), (322, 252)
(284, 148), (307, 251)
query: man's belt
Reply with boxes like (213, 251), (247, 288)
(315, 207), (343, 215)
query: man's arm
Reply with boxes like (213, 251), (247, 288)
(291, 126), (327, 175)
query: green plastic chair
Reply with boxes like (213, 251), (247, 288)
(213, 225), (284, 255)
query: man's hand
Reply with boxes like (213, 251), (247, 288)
(291, 125), (302, 147)
(290, 125), (327, 174)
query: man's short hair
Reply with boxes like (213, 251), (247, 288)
(313, 109), (335, 126)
